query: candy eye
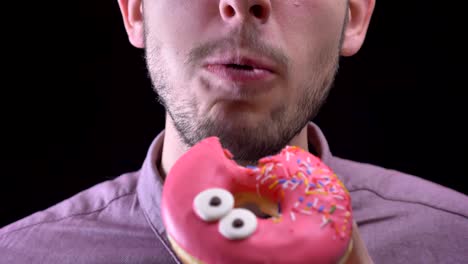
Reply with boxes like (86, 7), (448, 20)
(193, 188), (234, 221)
(218, 208), (257, 240)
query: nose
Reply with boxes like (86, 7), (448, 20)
(219, 0), (272, 24)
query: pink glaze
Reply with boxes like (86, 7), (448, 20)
(161, 137), (353, 264)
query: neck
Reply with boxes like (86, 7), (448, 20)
(159, 113), (309, 179)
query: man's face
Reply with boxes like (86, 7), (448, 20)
(144, 0), (348, 164)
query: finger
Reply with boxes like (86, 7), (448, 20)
(345, 221), (374, 264)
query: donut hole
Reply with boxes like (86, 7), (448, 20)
(234, 193), (279, 219)
(239, 203), (272, 219)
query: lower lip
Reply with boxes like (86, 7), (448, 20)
(204, 65), (274, 82)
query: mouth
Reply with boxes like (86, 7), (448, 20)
(224, 63), (256, 71)
(203, 54), (278, 83)
(207, 56), (276, 73)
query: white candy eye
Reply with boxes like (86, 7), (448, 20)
(193, 188), (234, 221)
(218, 208), (257, 240)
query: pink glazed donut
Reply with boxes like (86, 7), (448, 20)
(161, 137), (353, 264)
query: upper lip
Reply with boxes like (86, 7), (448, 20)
(204, 54), (277, 74)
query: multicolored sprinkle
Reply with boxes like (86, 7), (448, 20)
(252, 146), (352, 239)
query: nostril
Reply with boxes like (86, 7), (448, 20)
(250, 5), (264, 18)
(223, 5), (236, 17)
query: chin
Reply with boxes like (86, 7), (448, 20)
(211, 99), (270, 118)
(211, 112), (267, 131)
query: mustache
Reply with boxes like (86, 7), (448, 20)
(185, 26), (289, 71)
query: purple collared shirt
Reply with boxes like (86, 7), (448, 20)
(1, 123), (467, 263)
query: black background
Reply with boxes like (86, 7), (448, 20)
(1, 1), (466, 227)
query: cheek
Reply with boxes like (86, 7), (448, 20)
(274, 1), (343, 81)
(145, 1), (221, 89)
(145, 1), (218, 58)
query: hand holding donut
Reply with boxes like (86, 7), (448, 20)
(345, 221), (374, 264)
(162, 137), (370, 264)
